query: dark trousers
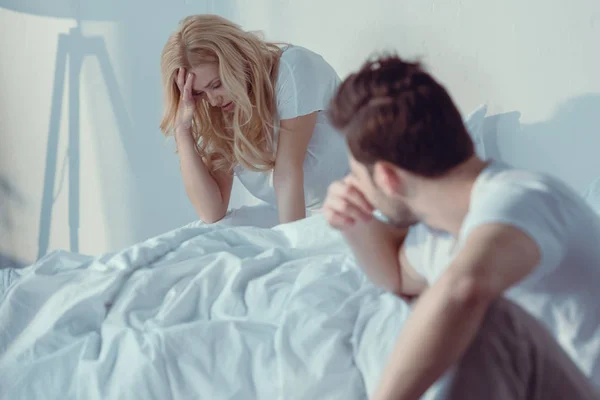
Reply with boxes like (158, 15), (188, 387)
(438, 298), (599, 399)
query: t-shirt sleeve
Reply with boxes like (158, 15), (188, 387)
(276, 48), (339, 120)
(403, 223), (436, 271)
(403, 223), (458, 283)
(460, 179), (568, 285)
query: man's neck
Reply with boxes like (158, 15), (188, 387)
(409, 157), (488, 235)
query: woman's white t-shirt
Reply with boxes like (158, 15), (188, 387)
(234, 45), (349, 210)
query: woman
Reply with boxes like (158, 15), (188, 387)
(160, 15), (349, 225)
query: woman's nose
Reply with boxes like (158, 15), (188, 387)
(206, 91), (221, 107)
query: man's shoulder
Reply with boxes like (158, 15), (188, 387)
(478, 161), (552, 188)
(464, 162), (599, 254)
(474, 162), (579, 208)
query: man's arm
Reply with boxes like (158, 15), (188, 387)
(322, 177), (428, 297)
(371, 223), (541, 400)
(343, 220), (428, 296)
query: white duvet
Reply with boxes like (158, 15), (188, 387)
(0, 216), (420, 400)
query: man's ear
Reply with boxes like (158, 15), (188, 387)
(372, 161), (410, 198)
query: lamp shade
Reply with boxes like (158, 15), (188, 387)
(1, 0), (119, 21)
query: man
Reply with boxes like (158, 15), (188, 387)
(323, 56), (600, 399)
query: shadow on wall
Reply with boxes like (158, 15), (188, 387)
(482, 93), (600, 192)
(3, 1), (211, 259)
(0, 176), (24, 234)
(0, 176), (26, 267)
(0, 254), (25, 269)
(37, 23), (135, 259)
(481, 111), (522, 161)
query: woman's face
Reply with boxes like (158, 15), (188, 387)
(190, 63), (235, 112)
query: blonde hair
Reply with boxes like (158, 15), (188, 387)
(160, 15), (282, 172)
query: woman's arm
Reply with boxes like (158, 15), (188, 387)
(173, 69), (232, 223)
(273, 112), (318, 223)
(176, 129), (233, 223)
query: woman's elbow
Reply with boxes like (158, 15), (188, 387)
(194, 206), (227, 224)
(200, 214), (226, 225)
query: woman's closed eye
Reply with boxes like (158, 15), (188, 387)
(192, 82), (221, 98)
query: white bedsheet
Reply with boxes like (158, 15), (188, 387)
(0, 215), (424, 400)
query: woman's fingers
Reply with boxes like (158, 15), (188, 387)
(176, 68), (185, 92)
(183, 72), (195, 104)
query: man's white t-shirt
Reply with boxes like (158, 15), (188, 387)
(234, 45), (349, 210)
(404, 161), (600, 387)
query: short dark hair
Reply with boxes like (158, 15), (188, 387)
(328, 55), (474, 177)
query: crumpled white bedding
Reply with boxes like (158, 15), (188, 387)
(0, 215), (424, 400)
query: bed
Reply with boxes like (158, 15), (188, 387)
(4, 187), (600, 399)
(3, 105), (599, 399)
(0, 212), (426, 399)
(0, 105), (490, 400)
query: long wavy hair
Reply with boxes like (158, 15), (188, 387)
(160, 15), (282, 172)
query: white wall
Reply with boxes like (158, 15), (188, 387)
(1, 0), (600, 265)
